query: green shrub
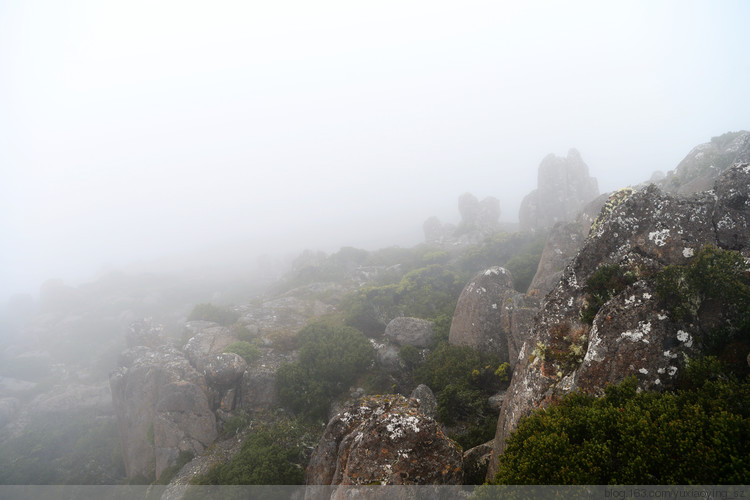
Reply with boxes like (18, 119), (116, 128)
(504, 236), (547, 293)
(655, 245), (750, 372)
(187, 303), (240, 326)
(221, 411), (251, 437)
(580, 263), (637, 323)
(492, 376), (750, 485)
(277, 320), (374, 420)
(398, 344), (422, 371)
(189, 416), (318, 487)
(223, 341), (260, 363)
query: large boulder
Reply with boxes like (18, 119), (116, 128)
(519, 149), (599, 231)
(306, 395), (463, 487)
(109, 346), (217, 481)
(384, 317), (434, 348)
(488, 161), (750, 478)
(449, 267), (521, 363)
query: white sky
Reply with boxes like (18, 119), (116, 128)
(1, 0), (749, 299)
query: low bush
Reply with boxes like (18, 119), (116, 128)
(187, 303), (240, 326)
(492, 375), (750, 485)
(223, 341), (260, 363)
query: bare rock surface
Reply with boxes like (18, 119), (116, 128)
(110, 345), (217, 481)
(306, 395), (463, 487)
(384, 317), (434, 348)
(450, 267), (533, 364)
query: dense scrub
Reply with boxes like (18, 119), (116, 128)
(492, 369), (749, 485)
(416, 344), (510, 449)
(187, 303), (240, 326)
(655, 244), (750, 374)
(276, 320), (374, 420)
(188, 414), (320, 488)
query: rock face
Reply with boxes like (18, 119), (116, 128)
(488, 162), (750, 478)
(384, 317), (434, 348)
(527, 193), (609, 298)
(409, 384), (438, 420)
(306, 395), (463, 487)
(449, 267), (537, 366)
(519, 149), (600, 231)
(110, 345), (217, 481)
(656, 130), (750, 195)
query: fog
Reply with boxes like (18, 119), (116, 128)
(1, 0), (749, 301)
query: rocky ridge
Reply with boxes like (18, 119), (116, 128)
(488, 161), (750, 477)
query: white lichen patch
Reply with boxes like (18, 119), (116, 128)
(717, 214), (736, 230)
(567, 297), (574, 307)
(657, 313), (668, 320)
(668, 366), (678, 377)
(625, 295), (637, 305)
(663, 350), (678, 359)
(638, 368), (649, 375)
(648, 228), (670, 247)
(643, 293), (652, 300)
(683, 247), (695, 258)
(654, 379), (661, 385)
(657, 367), (665, 374)
(676, 330), (693, 348)
(620, 321), (652, 343)
(385, 414), (421, 440)
(492, 303), (497, 309)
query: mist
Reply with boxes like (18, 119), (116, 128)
(2, 0), (749, 301)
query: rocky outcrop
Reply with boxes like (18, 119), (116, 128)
(519, 149), (599, 231)
(306, 395), (463, 487)
(423, 192), (505, 246)
(109, 345), (217, 481)
(527, 193), (609, 298)
(449, 267), (537, 366)
(384, 317), (434, 348)
(488, 162), (750, 478)
(657, 130), (750, 195)
(463, 441), (494, 485)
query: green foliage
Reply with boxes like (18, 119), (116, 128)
(230, 323), (256, 342)
(339, 265), (462, 337)
(221, 411), (251, 437)
(493, 376), (750, 485)
(223, 341), (260, 363)
(277, 320), (374, 420)
(504, 236), (547, 293)
(189, 416), (319, 488)
(580, 263), (637, 323)
(455, 231), (546, 278)
(416, 344), (505, 394)
(655, 245), (750, 369)
(187, 303), (240, 326)
(415, 344), (509, 448)
(398, 344), (422, 371)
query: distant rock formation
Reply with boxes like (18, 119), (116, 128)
(424, 192), (503, 246)
(449, 267), (537, 366)
(305, 395), (463, 487)
(518, 149), (599, 231)
(488, 161), (750, 478)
